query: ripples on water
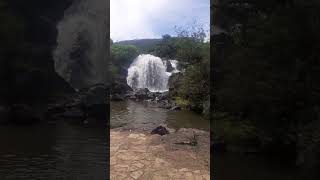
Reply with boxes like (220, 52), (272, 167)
(0, 123), (108, 180)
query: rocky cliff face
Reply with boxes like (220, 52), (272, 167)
(3, 0), (76, 104)
(54, 0), (109, 89)
(168, 72), (183, 97)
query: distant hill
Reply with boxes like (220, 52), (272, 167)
(115, 39), (161, 52)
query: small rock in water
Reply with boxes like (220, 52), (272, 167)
(151, 126), (169, 136)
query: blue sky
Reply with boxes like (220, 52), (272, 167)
(111, 0), (210, 42)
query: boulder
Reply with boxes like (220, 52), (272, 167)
(111, 94), (124, 101)
(81, 84), (108, 124)
(147, 92), (156, 99)
(5, 0), (75, 104)
(127, 94), (137, 100)
(111, 77), (133, 95)
(134, 88), (150, 100)
(151, 126), (170, 136)
(158, 91), (169, 101)
(170, 106), (182, 111)
(84, 84), (108, 106)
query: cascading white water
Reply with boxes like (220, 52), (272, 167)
(53, 0), (108, 89)
(169, 60), (180, 73)
(127, 54), (179, 92)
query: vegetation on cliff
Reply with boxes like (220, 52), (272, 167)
(212, 0), (320, 177)
(110, 26), (210, 116)
(110, 43), (139, 79)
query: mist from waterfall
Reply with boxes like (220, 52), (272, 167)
(127, 54), (179, 92)
(53, 0), (108, 89)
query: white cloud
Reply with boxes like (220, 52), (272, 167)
(111, 0), (209, 41)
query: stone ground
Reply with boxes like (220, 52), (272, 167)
(110, 129), (210, 180)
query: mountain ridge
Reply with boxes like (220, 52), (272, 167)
(115, 38), (161, 52)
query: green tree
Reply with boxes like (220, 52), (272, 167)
(154, 34), (177, 59)
(212, 0), (320, 175)
(164, 25), (210, 114)
(110, 44), (139, 79)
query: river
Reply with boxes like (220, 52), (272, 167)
(111, 100), (303, 180)
(110, 100), (210, 132)
(0, 100), (302, 179)
(0, 122), (108, 180)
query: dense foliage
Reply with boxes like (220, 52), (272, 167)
(154, 28), (210, 114)
(116, 39), (161, 53)
(110, 42), (139, 80)
(110, 27), (210, 115)
(212, 0), (320, 177)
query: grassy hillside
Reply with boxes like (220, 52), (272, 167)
(115, 39), (161, 53)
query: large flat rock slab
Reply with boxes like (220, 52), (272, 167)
(110, 130), (210, 180)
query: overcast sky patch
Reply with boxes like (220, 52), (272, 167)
(111, 0), (210, 42)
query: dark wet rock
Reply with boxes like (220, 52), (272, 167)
(3, 0), (75, 104)
(157, 91), (169, 101)
(147, 92), (156, 99)
(157, 100), (173, 109)
(111, 77), (133, 95)
(170, 106), (181, 111)
(11, 104), (42, 124)
(151, 126), (170, 136)
(45, 84), (109, 124)
(62, 108), (84, 119)
(0, 1), (75, 125)
(81, 84), (108, 124)
(134, 88), (150, 100)
(168, 72), (183, 97)
(165, 60), (174, 72)
(84, 84), (108, 106)
(127, 94), (137, 100)
(111, 94), (125, 101)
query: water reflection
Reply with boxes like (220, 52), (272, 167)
(111, 100), (210, 131)
(0, 123), (108, 180)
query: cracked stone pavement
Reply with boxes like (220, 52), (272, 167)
(110, 130), (210, 180)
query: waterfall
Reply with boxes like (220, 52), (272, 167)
(169, 60), (180, 73)
(127, 54), (179, 92)
(53, 0), (108, 89)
